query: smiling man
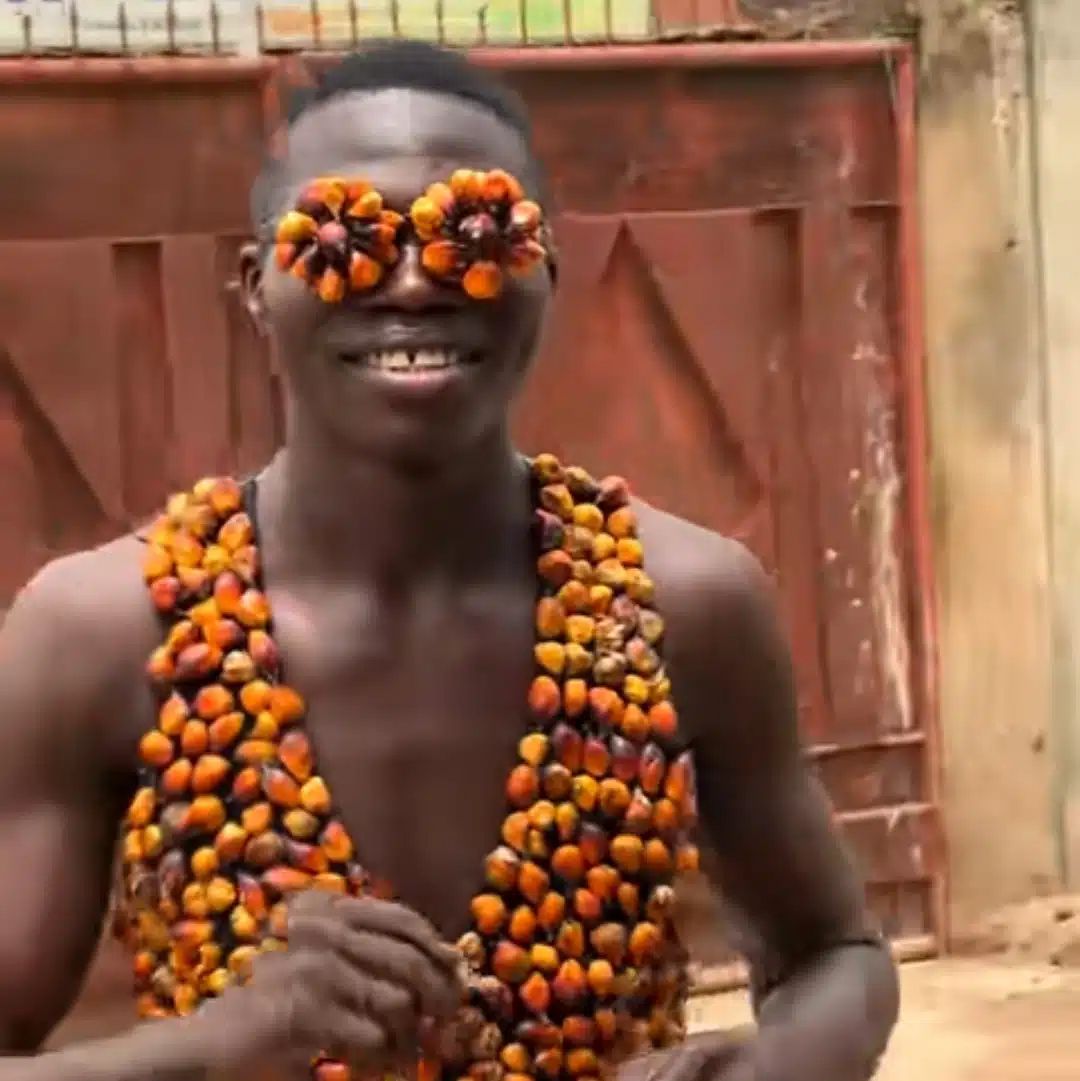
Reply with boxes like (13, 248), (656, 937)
(0, 39), (896, 1081)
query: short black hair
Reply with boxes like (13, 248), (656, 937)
(250, 39), (546, 242)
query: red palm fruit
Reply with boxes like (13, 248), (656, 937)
(551, 960), (587, 1008)
(492, 940), (531, 985)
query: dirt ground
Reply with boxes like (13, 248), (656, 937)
(689, 957), (1080, 1081)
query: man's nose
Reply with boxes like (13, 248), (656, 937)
(367, 241), (464, 311)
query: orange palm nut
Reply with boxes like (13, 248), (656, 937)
(148, 575), (180, 613)
(510, 200), (542, 233)
(409, 195), (445, 235)
(268, 685), (306, 725)
(462, 261), (502, 300)
(535, 597), (566, 638)
(126, 787), (156, 828)
(185, 795), (226, 834)
(208, 710), (245, 752)
(597, 778), (631, 818)
(138, 730), (174, 768)
(628, 921), (664, 965)
(535, 891), (566, 932)
(276, 210), (317, 244)
(506, 764), (540, 808)
(614, 883), (640, 922)
(161, 758), (193, 796)
(530, 943), (560, 975)
(158, 693), (189, 736)
(320, 820), (355, 863)
(624, 789), (654, 833)
(278, 729), (314, 782)
(585, 866), (620, 904)
(518, 732), (550, 768)
(639, 743), (666, 795)
(485, 844), (521, 891)
(300, 777), (332, 815)
(519, 971), (551, 1015)
(527, 677), (561, 722)
(262, 766), (301, 809)
(551, 845), (586, 882)
(501, 1044), (532, 1073)
(610, 834), (645, 875)
(551, 959), (587, 1007)
(471, 893), (508, 936)
(261, 866), (312, 896)
(543, 763), (573, 802)
(508, 903), (538, 946)
(193, 684), (233, 721)
(491, 940), (531, 985)
(231, 766), (260, 803)
(586, 959), (615, 997)
(501, 812), (530, 852)
(571, 775), (598, 813)
(563, 679), (588, 718)
(421, 239), (458, 277)
(191, 754), (230, 794)
(242, 802), (275, 835)
(349, 252), (383, 291)
(644, 838), (673, 876)
(537, 549), (574, 587)
(676, 842), (701, 873)
(180, 720), (209, 758)
(555, 920), (585, 959)
(517, 861), (550, 906)
(235, 589), (270, 629)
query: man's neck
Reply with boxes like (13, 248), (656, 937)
(255, 428), (532, 590)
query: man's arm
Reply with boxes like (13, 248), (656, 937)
(0, 545), (211, 1080)
(667, 535), (898, 1081)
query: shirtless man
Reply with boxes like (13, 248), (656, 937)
(0, 40), (897, 1081)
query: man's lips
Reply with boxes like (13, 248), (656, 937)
(338, 347), (482, 372)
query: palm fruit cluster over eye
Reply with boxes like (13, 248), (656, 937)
(118, 458), (696, 1081)
(450, 455), (700, 1081)
(275, 177), (404, 303)
(410, 169), (547, 301)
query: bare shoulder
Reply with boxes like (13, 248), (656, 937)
(1, 532), (159, 766)
(636, 500), (794, 751)
(636, 500), (776, 644)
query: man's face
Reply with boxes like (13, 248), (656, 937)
(244, 88), (552, 467)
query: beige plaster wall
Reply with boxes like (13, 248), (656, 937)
(919, 0), (1061, 933)
(1031, 0), (1080, 891)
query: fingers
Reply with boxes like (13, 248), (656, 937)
(336, 896), (462, 972)
(314, 1002), (389, 1066)
(331, 928), (464, 1019)
(290, 892), (459, 969)
(288, 893), (465, 1014)
(329, 964), (419, 1052)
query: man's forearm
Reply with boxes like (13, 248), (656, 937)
(1, 1015), (209, 1081)
(753, 941), (899, 1081)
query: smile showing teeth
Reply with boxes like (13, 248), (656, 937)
(357, 349), (462, 372)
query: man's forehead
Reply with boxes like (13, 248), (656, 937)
(282, 88), (531, 179)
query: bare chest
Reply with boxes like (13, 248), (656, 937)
(264, 583), (535, 940)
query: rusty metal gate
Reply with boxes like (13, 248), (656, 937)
(0, 10), (939, 1043)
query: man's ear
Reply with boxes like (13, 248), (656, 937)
(239, 243), (269, 336)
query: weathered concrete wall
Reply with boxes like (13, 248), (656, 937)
(1032, 0), (1080, 888)
(918, 0), (1061, 934)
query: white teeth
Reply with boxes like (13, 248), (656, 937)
(361, 349), (460, 371)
